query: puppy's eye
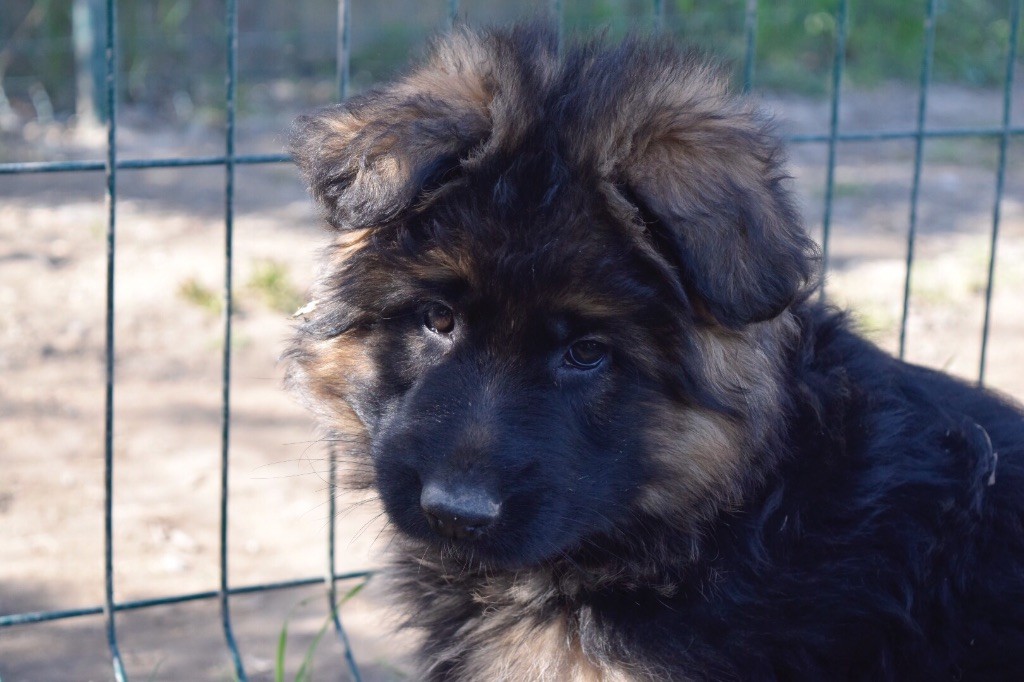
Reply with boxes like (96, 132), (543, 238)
(424, 303), (455, 335)
(564, 340), (607, 370)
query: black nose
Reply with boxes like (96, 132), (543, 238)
(420, 481), (501, 541)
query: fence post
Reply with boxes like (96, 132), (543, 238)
(979, 0), (1022, 384)
(897, 0), (939, 360)
(818, 0), (849, 293)
(72, 0), (105, 122)
(218, 0), (247, 678)
(101, 0), (127, 677)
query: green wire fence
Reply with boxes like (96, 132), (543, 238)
(0, 0), (1021, 680)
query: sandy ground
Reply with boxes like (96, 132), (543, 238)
(1, 83), (1022, 681)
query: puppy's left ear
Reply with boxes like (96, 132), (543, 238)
(289, 30), (497, 230)
(611, 60), (818, 327)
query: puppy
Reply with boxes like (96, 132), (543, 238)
(287, 24), (1024, 681)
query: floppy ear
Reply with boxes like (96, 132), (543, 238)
(289, 32), (495, 230)
(598, 51), (818, 327)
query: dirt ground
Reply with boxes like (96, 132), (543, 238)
(1, 83), (1022, 681)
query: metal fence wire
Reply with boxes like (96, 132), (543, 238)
(0, 0), (1021, 680)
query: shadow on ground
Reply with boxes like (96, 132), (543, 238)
(0, 581), (411, 681)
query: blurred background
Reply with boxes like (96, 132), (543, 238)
(1, 1), (1022, 680)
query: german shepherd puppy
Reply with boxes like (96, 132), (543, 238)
(287, 24), (1024, 681)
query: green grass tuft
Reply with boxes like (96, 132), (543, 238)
(178, 277), (222, 316)
(274, 579), (369, 682)
(247, 260), (304, 315)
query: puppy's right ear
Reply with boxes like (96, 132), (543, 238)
(289, 33), (494, 229)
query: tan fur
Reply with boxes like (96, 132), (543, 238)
(448, 615), (641, 682)
(300, 336), (373, 414)
(290, 333), (374, 486)
(638, 404), (747, 523)
(549, 290), (650, 320)
(692, 313), (793, 414)
(309, 27), (559, 216)
(408, 568), (664, 682)
(639, 313), (797, 523)
(326, 228), (373, 266)
(566, 58), (770, 211)
(410, 246), (481, 290)
(291, 227), (378, 481)
(399, 31), (494, 112)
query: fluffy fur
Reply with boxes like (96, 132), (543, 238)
(287, 25), (1024, 681)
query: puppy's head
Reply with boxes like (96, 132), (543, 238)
(288, 26), (816, 570)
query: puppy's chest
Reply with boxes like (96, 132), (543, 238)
(414, 576), (687, 682)
(442, 609), (642, 682)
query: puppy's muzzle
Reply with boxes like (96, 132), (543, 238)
(420, 481), (501, 541)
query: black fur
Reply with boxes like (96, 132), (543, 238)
(288, 24), (1024, 681)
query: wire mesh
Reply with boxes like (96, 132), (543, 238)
(1, 1), (1021, 679)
